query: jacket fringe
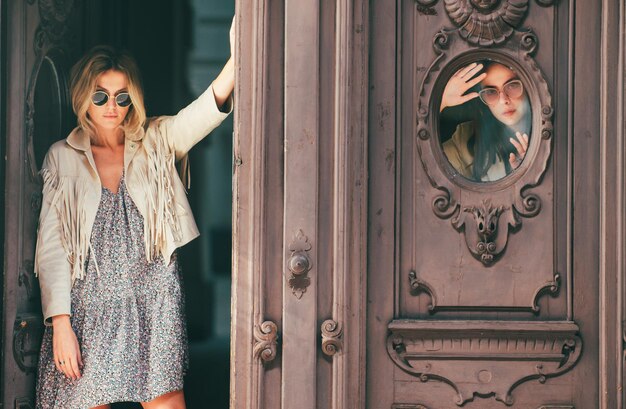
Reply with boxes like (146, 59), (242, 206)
(39, 168), (91, 284)
(137, 126), (183, 261)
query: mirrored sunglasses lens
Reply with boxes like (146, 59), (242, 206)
(92, 91), (108, 106)
(115, 93), (132, 107)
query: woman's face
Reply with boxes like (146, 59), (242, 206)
(480, 64), (527, 127)
(87, 69), (131, 133)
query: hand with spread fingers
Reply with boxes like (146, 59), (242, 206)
(440, 63), (488, 112)
(52, 315), (83, 381)
(509, 131), (529, 169)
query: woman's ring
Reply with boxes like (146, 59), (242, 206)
(59, 361), (65, 365)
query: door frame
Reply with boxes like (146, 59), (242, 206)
(231, 1), (370, 408)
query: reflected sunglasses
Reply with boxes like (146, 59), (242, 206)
(91, 90), (132, 108)
(478, 79), (524, 106)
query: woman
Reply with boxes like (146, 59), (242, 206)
(439, 61), (531, 182)
(34, 25), (234, 409)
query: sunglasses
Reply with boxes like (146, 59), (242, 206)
(478, 79), (524, 106)
(91, 90), (132, 108)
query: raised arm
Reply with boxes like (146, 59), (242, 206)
(156, 17), (235, 160)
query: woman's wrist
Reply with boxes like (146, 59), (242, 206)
(212, 57), (235, 109)
(51, 314), (71, 328)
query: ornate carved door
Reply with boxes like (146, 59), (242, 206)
(367, 0), (624, 408)
(1, 1), (82, 407)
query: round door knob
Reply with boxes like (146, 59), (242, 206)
(289, 254), (310, 275)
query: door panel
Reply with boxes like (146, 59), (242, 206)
(367, 0), (602, 407)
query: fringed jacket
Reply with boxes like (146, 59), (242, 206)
(35, 84), (231, 325)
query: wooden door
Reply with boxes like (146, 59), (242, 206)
(1, 1), (83, 407)
(234, 1), (626, 408)
(367, 0), (625, 408)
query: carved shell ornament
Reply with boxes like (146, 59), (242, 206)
(444, 0), (527, 45)
(414, 0), (556, 46)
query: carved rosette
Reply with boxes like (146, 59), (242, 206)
(387, 320), (582, 406)
(287, 230), (313, 299)
(253, 321), (279, 363)
(321, 320), (343, 356)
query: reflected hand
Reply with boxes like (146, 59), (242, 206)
(509, 132), (529, 169)
(440, 63), (487, 112)
(52, 315), (83, 381)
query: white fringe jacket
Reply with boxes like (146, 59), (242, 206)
(35, 84), (232, 325)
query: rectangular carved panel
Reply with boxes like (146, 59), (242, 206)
(387, 320), (581, 406)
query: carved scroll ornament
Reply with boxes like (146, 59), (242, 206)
(253, 321), (279, 363)
(321, 320), (343, 356)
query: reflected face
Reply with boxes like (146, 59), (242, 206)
(87, 69), (130, 132)
(480, 64), (527, 127)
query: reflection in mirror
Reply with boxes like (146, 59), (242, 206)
(439, 60), (532, 182)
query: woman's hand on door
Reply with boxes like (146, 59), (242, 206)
(440, 63), (487, 112)
(508, 132), (529, 169)
(51, 314), (83, 380)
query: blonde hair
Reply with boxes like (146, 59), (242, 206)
(70, 45), (146, 142)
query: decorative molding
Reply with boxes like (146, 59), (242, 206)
(36, 0), (75, 52)
(253, 321), (279, 363)
(536, 406), (574, 409)
(321, 320), (343, 356)
(415, 27), (554, 271)
(287, 229), (313, 299)
(408, 270), (436, 311)
(387, 320), (582, 406)
(531, 272), (561, 312)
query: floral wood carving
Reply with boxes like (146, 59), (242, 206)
(287, 229), (312, 299)
(387, 320), (582, 406)
(321, 320), (343, 356)
(253, 321), (279, 363)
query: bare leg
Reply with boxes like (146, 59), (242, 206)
(90, 405), (111, 409)
(141, 389), (186, 409)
